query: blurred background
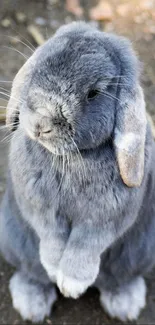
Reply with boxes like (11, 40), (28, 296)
(0, 0), (155, 324)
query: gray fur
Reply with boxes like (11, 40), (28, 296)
(0, 22), (155, 321)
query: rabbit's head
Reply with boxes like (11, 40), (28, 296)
(6, 22), (146, 187)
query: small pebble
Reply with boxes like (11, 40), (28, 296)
(1, 18), (11, 28)
(15, 12), (27, 24)
(35, 17), (47, 26)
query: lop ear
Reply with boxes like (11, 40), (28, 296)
(114, 85), (147, 187)
(6, 56), (34, 131)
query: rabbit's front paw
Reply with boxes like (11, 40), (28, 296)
(40, 258), (57, 282)
(57, 269), (92, 298)
(40, 239), (65, 282)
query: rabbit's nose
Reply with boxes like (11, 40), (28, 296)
(52, 117), (66, 127)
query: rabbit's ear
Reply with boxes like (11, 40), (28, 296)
(6, 57), (33, 131)
(114, 85), (147, 187)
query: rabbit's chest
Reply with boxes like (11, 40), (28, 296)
(58, 154), (120, 220)
(11, 134), (120, 219)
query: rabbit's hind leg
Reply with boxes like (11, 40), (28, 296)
(99, 276), (146, 322)
(9, 271), (57, 323)
(0, 191), (57, 322)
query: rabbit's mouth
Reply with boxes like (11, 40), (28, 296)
(38, 136), (76, 156)
(22, 122), (76, 156)
(23, 126), (75, 155)
(20, 109), (76, 155)
(26, 124), (76, 155)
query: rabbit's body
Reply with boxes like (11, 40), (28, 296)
(1, 124), (155, 279)
(0, 22), (154, 322)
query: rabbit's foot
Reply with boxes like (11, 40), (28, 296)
(9, 272), (57, 323)
(100, 276), (146, 321)
(57, 269), (92, 298)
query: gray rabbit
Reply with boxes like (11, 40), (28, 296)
(0, 21), (155, 322)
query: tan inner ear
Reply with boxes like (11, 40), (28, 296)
(115, 133), (145, 187)
(114, 86), (147, 187)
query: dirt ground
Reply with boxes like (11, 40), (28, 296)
(0, 0), (155, 324)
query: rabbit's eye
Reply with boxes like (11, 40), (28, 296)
(87, 89), (100, 100)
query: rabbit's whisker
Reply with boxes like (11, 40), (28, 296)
(74, 143), (86, 184)
(4, 35), (34, 53)
(2, 129), (23, 145)
(1, 109), (20, 113)
(0, 125), (10, 130)
(103, 75), (125, 80)
(2, 46), (29, 60)
(100, 91), (122, 104)
(1, 132), (13, 143)
(0, 122), (19, 130)
(0, 125), (7, 130)
(0, 98), (9, 103)
(0, 92), (25, 104)
(52, 151), (65, 202)
(102, 82), (135, 87)
(0, 110), (19, 114)
(0, 87), (11, 93)
(48, 154), (59, 185)
(0, 80), (13, 83)
(10, 27), (36, 50)
(69, 134), (87, 186)
(75, 150), (86, 186)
